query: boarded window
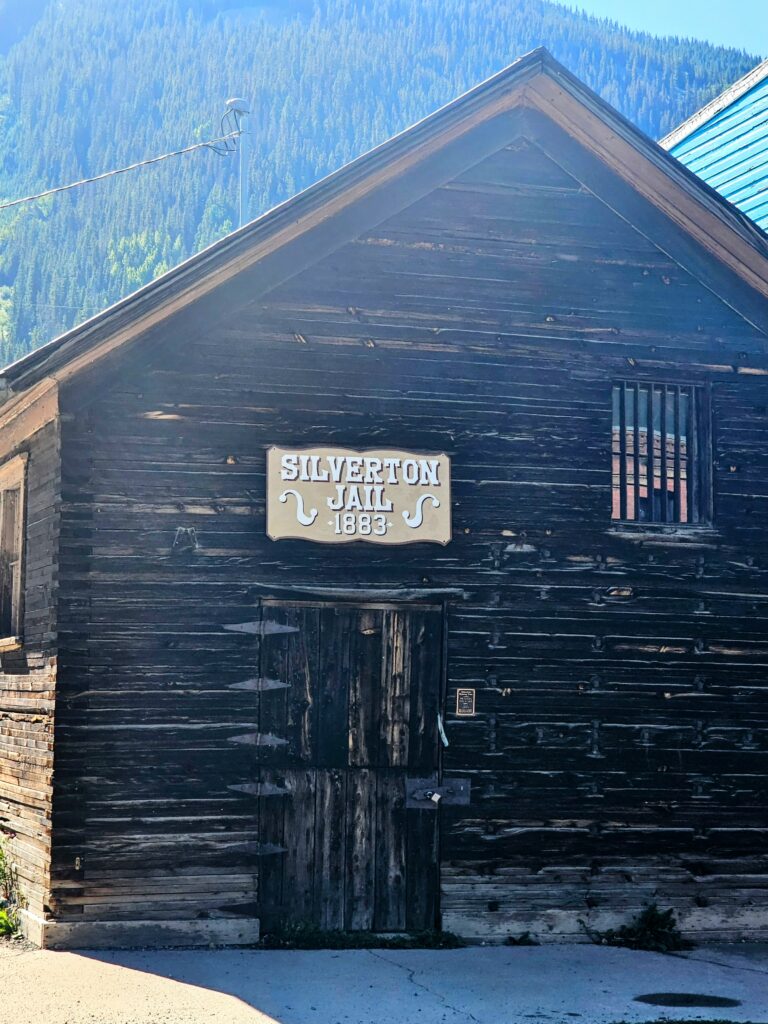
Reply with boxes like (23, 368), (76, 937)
(612, 383), (708, 525)
(0, 457), (26, 638)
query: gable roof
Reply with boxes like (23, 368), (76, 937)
(4, 47), (768, 410)
(661, 60), (768, 231)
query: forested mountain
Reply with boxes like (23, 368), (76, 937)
(0, 0), (760, 360)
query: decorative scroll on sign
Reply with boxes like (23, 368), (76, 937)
(267, 446), (451, 545)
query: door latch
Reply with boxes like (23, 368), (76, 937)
(405, 776), (471, 809)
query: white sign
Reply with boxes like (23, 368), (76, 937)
(266, 446), (451, 545)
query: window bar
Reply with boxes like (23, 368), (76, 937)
(633, 382), (641, 521)
(687, 387), (697, 523)
(673, 385), (682, 522)
(660, 384), (668, 524)
(646, 383), (655, 522)
(619, 384), (627, 520)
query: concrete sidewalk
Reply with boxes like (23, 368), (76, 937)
(1, 941), (767, 1024)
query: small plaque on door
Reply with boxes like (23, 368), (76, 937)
(456, 688), (476, 716)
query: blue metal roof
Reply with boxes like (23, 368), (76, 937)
(663, 61), (768, 232)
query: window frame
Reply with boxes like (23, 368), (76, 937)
(0, 453), (27, 647)
(611, 380), (713, 530)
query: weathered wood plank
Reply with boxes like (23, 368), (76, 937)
(345, 768), (376, 930)
(374, 773), (407, 931)
(348, 609), (383, 769)
(280, 767), (316, 926)
(380, 610), (411, 769)
(314, 768), (347, 929)
(316, 607), (351, 769)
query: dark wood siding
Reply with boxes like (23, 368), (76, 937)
(0, 419), (60, 921)
(51, 125), (768, 939)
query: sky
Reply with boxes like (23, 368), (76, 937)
(569, 1), (768, 58)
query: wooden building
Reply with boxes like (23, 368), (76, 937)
(2, 48), (768, 949)
(663, 58), (768, 231)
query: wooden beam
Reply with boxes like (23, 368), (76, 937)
(0, 378), (58, 458)
(525, 78), (768, 311)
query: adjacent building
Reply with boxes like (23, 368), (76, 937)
(663, 59), (768, 230)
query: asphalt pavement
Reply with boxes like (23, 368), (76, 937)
(1, 940), (766, 1024)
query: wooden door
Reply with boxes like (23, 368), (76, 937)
(257, 601), (443, 932)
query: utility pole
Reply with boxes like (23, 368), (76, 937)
(226, 97), (250, 228)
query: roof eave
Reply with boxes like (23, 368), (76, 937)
(660, 58), (768, 150)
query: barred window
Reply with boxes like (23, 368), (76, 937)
(612, 383), (709, 525)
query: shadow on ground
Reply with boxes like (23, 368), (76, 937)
(2, 941), (767, 1024)
(87, 943), (768, 1024)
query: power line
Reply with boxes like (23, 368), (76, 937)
(19, 303), (103, 311)
(0, 129), (242, 212)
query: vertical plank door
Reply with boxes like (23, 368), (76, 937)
(256, 601), (443, 932)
